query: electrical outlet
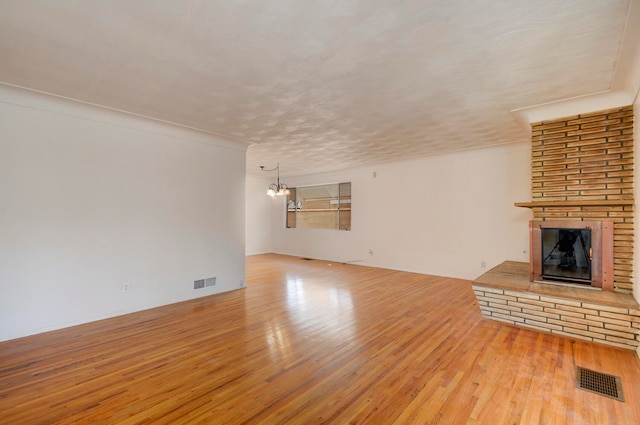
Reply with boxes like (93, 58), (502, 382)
(480, 261), (487, 269)
(369, 249), (374, 255)
(122, 282), (131, 292)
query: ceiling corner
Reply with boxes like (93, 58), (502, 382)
(611, 0), (640, 103)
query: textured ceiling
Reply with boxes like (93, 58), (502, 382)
(0, 0), (632, 177)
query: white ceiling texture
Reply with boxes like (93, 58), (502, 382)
(0, 1), (638, 177)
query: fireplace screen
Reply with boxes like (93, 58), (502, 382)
(541, 228), (592, 284)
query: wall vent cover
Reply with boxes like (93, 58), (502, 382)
(576, 366), (624, 401)
(194, 277), (216, 290)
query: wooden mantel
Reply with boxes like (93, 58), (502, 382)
(514, 200), (634, 208)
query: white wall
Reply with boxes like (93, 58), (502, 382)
(0, 85), (247, 341)
(245, 175), (273, 255)
(268, 144), (532, 280)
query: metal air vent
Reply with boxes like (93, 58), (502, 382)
(576, 366), (624, 401)
(194, 277), (216, 290)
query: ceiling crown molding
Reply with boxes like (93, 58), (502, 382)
(510, 90), (633, 132)
(0, 83), (250, 152)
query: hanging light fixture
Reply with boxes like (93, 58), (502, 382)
(260, 163), (289, 196)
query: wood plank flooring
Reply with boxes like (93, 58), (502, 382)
(1, 253), (639, 424)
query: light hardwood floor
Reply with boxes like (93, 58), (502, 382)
(1, 254), (639, 424)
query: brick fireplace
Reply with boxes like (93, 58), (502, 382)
(519, 105), (634, 293)
(472, 105), (640, 349)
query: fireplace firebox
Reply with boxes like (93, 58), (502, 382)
(529, 220), (614, 291)
(541, 227), (592, 284)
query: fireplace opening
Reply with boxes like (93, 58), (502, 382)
(529, 220), (614, 291)
(541, 228), (592, 285)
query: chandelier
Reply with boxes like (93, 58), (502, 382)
(260, 163), (289, 196)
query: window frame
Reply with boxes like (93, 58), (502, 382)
(285, 182), (351, 230)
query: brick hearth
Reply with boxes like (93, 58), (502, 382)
(473, 262), (639, 349)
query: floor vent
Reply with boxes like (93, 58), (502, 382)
(576, 366), (624, 401)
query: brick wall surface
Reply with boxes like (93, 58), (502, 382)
(474, 285), (640, 350)
(531, 106), (633, 201)
(530, 105), (634, 293)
